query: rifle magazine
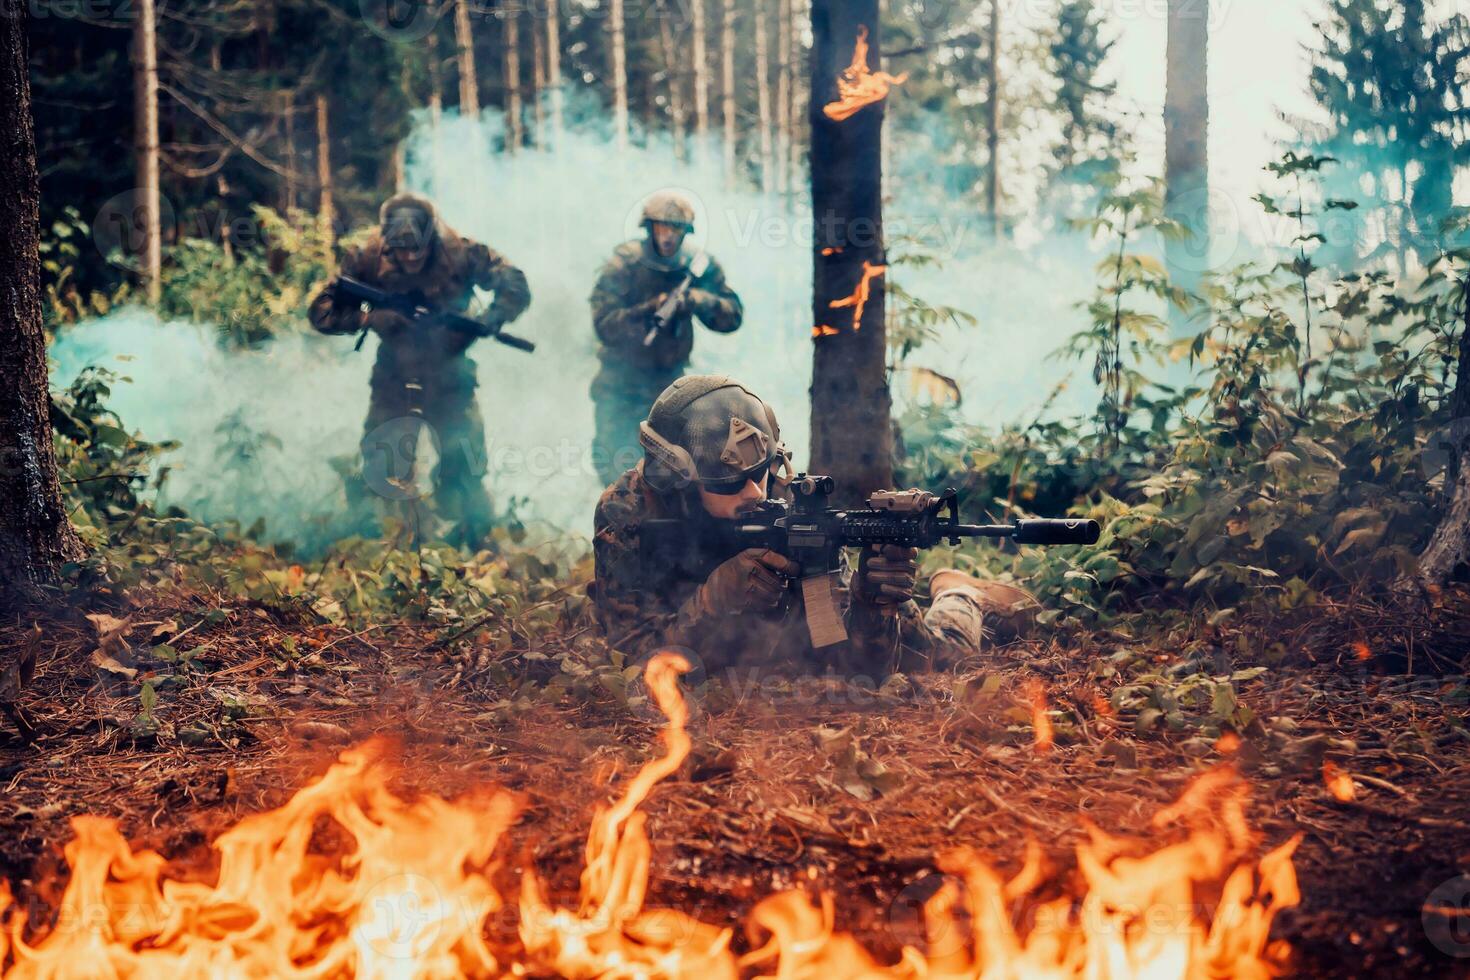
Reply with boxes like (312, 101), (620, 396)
(801, 573), (849, 649)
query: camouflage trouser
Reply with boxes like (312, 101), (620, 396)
(590, 364), (681, 486)
(841, 589), (989, 677)
(349, 376), (492, 549)
(911, 590), (988, 671)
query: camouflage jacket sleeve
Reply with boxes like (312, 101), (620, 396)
(589, 255), (658, 350)
(686, 255), (742, 334)
(837, 557), (966, 674)
(466, 242), (532, 327)
(592, 483), (724, 658)
(308, 247), (370, 335)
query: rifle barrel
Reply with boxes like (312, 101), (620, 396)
(957, 519), (1100, 546)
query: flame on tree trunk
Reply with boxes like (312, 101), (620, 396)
(809, 0), (892, 504)
(0, 4), (86, 602)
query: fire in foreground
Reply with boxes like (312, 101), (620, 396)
(0, 653), (1300, 978)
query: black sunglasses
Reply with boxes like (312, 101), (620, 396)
(699, 462), (770, 496)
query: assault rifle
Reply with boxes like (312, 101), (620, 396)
(643, 252), (710, 347)
(335, 275), (536, 354)
(643, 474), (1100, 648)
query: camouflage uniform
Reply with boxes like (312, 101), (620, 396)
(590, 465), (988, 678)
(309, 198), (531, 547)
(588, 239), (743, 484)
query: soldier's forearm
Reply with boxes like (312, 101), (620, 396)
(691, 291), (742, 333)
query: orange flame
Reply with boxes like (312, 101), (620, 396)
(0, 657), (1303, 978)
(1216, 731), (1243, 754)
(1323, 761), (1356, 802)
(822, 26), (908, 122)
(826, 260), (886, 333)
(1027, 679), (1054, 754)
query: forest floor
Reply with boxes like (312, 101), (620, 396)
(1, 586), (1468, 978)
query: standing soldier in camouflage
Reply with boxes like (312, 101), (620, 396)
(590, 375), (1041, 678)
(309, 192), (531, 548)
(588, 191), (743, 485)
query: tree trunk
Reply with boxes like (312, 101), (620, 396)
(0, 6), (86, 603)
(986, 0), (1001, 238)
(546, 0), (563, 143)
(721, 0), (736, 185)
(755, 0), (773, 192)
(786, 0), (804, 205)
(428, 28), (443, 129)
(656, 0), (687, 159)
(1165, 0), (1209, 331)
(1409, 278), (1470, 589)
(691, 0), (709, 154)
(133, 0), (162, 304)
(315, 94), (334, 247)
(775, 0), (791, 194)
(531, 0), (545, 147)
(503, 1), (522, 151)
(280, 89), (297, 212)
(610, 0), (628, 150)
(808, 0), (892, 503)
(455, 0), (480, 117)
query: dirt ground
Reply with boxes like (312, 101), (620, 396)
(1, 588), (1468, 978)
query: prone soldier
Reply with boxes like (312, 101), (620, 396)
(588, 191), (743, 485)
(309, 193), (531, 548)
(590, 375), (1056, 678)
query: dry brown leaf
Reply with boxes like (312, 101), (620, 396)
(89, 650), (138, 680)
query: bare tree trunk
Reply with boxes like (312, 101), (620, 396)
(315, 94), (334, 247)
(531, 0), (546, 147)
(280, 90), (297, 212)
(503, 2), (523, 150)
(1165, 0), (1209, 332)
(721, 0), (736, 185)
(428, 28), (443, 129)
(0, 6), (86, 602)
(986, 0), (1001, 238)
(786, 0), (804, 206)
(755, 0), (773, 192)
(455, 0), (480, 117)
(775, 0), (791, 194)
(546, 0), (563, 142)
(610, 0), (628, 150)
(809, 0), (892, 502)
(656, 0), (687, 159)
(133, 0), (162, 304)
(691, 0), (709, 155)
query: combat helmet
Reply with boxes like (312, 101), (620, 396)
(640, 376), (793, 495)
(640, 190), (696, 232)
(380, 192), (439, 250)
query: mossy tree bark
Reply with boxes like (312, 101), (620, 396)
(0, 6), (86, 604)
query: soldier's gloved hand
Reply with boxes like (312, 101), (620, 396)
(696, 549), (801, 616)
(684, 287), (714, 317)
(365, 309), (413, 339)
(853, 544), (919, 608)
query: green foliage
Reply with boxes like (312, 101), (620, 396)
(39, 208), (131, 326)
(1047, 0), (1121, 177)
(159, 207), (337, 347)
(898, 163), (1470, 624)
(1306, 0), (1470, 271)
(51, 366), (179, 549)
